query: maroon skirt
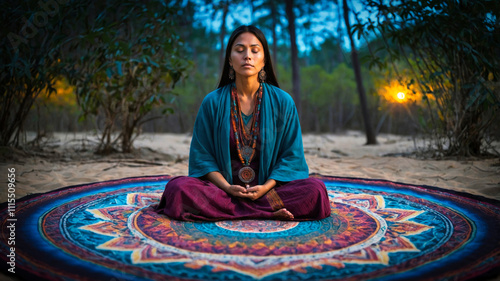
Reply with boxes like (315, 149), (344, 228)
(155, 176), (331, 221)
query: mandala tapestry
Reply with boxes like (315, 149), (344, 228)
(1, 175), (499, 280)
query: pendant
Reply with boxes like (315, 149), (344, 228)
(241, 145), (253, 161)
(238, 166), (255, 185)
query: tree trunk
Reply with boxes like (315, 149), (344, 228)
(121, 109), (133, 153)
(250, 0), (255, 23)
(314, 106), (320, 133)
(328, 105), (334, 132)
(342, 0), (377, 145)
(219, 1), (229, 73)
(285, 0), (302, 118)
(337, 98), (343, 131)
(271, 0), (278, 70)
(453, 106), (482, 156)
(336, 2), (344, 65)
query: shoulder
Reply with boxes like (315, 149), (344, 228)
(200, 85), (231, 109)
(263, 83), (295, 108)
(203, 86), (226, 104)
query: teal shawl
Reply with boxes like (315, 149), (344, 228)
(188, 83), (309, 184)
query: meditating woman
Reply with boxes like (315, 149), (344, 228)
(155, 25), (331, 221)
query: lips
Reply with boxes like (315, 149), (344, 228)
(242, 64), (254, 67)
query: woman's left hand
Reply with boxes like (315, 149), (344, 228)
(244, 185), (271, 200)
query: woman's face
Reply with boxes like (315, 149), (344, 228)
(229, 32), (265, 81)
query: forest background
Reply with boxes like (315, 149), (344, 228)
(2, 0), (499, 157)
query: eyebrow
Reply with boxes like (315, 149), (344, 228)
(234, 43), (261, 47)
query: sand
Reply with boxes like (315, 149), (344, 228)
(1, 131), (499, 203)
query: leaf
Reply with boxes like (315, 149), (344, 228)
(78, 114), (87, 123)
(162, 108), (174, 115)
(116, 61), (123, 76)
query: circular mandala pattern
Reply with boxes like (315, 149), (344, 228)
(238, 166), (255, 183)
(215, 220), (299, 233)
(1, 175), (499, 281)
(130, 201), (385, 257)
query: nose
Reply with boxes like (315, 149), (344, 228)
(243, 49), (252, 60)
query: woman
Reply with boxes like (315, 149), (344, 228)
(155, 25), (331, 221)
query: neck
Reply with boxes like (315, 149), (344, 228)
(235, 77), (260, 98)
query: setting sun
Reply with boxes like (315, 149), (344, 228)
(377, 79), (426, 105)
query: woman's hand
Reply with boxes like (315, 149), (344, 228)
(244, 185), (271, 200)
(206, 172), (277, 200)
(225, 184), (270, 200)
(243, 179), (276, 200)
(224, 184), (250, 198)
(206, 172), (248, 197)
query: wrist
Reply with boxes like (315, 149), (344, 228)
(263, 179), (276, 191)
(220, 183), (231, 192)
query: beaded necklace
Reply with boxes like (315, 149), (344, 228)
(230, 84), (262, 187)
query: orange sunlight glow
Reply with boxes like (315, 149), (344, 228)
(378, 80), (424, 104)
(42, 79), (76, 107)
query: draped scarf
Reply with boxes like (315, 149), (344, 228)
(188, 83), (309, 184)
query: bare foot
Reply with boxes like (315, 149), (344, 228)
(273, 208), (294, 220)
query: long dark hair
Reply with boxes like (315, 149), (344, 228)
(217, 25), (279, 89)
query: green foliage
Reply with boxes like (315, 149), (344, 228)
(302, 64), (357, 106)
(299, 63), (359, 132)
(356, 0), (500, 156)
(67, 1), (191, 153)
(0, 0), (71, 146)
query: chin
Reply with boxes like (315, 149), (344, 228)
(237, 73), (258, 79)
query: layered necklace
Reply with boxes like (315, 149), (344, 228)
(230, 84), (263, 188)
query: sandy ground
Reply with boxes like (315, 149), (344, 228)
(0, 131), (499, 203)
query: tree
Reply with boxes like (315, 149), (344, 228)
(309, 36), (346, 72)
(342, 0), (377, 145)
(253, 0), (287, 69)
(357, 0), (500, 156)
(329, 63), (358, 131)
(218, 0), (230, 72)
(285, 0), (302, 118)
(1, 0), (72, 146)
(201, 0), (245, 73)
(68, 1), (190, 154)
